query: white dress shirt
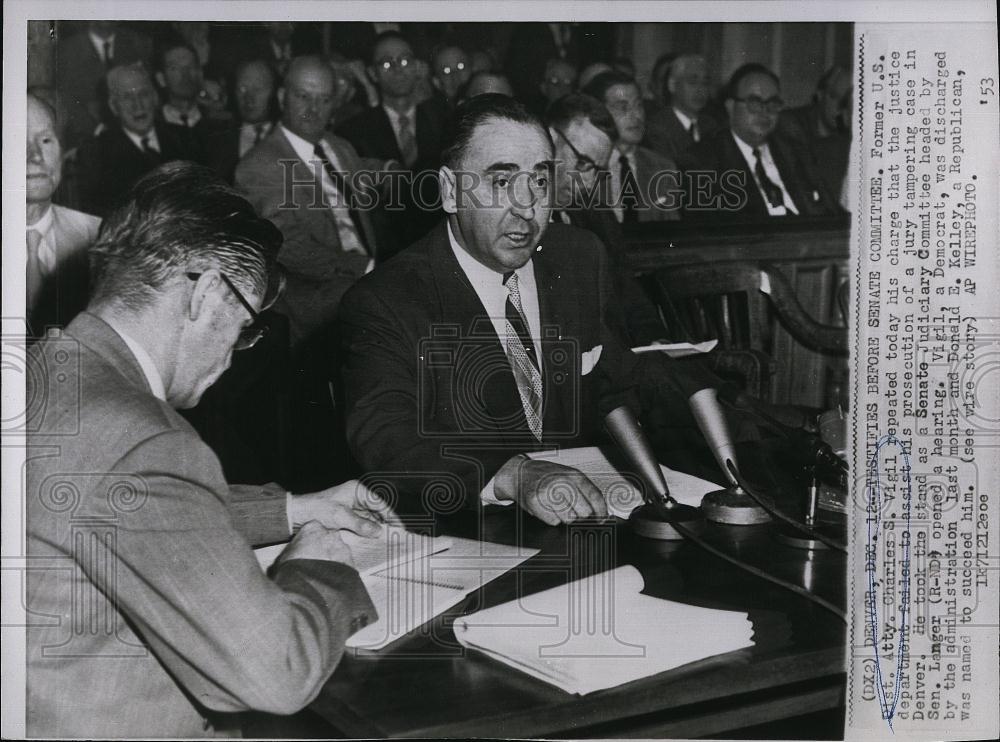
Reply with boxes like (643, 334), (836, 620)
(672, 107), (701, 142)
(447, 221), (545, 506)
(730, 132), (798, 216)
(382, 104), (418, 156)
(26, 206), (58, 272)
(238, 121), (273, 157)
(280, 125), (367, 257)
(609, 146), (639, 224)
(161, 103), (202, 128)
(88, 31), (114, 63)
(122, 126), (161, 154)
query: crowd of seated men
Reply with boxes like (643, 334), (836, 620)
(29, 20), (852, 487)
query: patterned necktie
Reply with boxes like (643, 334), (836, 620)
(313, 142), (371, 255)
(503, 271), (543, 441)
(26, 229), (45, 311)
(618, 152), (639, 224)
(753, 147), (785, 208)
(396, 113), (418, 168)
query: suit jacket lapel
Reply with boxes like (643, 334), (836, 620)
(427, 224), (529, 438)
(724, 132), (766, 216)
(532, 238), (577, 438)
(271, 128), (346, 242)
(324, 134), (378, 257)
(372, 107), (403, 163)
(65, 312), (155, 397)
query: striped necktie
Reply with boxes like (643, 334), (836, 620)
(503, 271), (543, 440)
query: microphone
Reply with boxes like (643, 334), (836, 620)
(604, 406), (701, 540)
(688, 389), (771, 525)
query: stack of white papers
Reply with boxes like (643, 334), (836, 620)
(631, 340), (718, 357)
(454, 565), (755, 694)
(526, 446), (719, 518)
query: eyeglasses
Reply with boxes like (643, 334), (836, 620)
(186, 272), (266, 350)
(733, 95), (785, 115)
(377, 56), (413, 71)
(552, 127), (600, 174)
(438, 62), (466, 75)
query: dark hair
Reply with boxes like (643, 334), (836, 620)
(90, 162), (282, 312)
(545, 93), (617, 142)
(440, 93), (549, 169)
(581, 70), (639, 102)
(725, 63), (780, 100)
(154, 39), (200, 73)
(370, 30), (412, 64)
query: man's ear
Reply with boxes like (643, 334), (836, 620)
(438, 165), (458, 214)
(366, 65), (378, 86)
(155, 71), (166, 90)
(724, 98), (734, 120)
(667, 75), (677, 97)
(276, 86), (286, 110)
(186, 271), (221, 322)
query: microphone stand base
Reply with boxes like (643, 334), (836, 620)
(701, 488), (772, 525)
(774, 524), (844, 550)
(629, 502), (702, 540)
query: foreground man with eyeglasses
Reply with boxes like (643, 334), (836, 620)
(25, 162), (396, 738)
(685, 62), (841, 220)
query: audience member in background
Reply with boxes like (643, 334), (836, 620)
(337, 31), (449, 246)
(56, 21), (152, 150)
(686, 63), (840, 220)
(546, 94), (667, 345)
(460, 71), (515, 99)
(26, 92), (101, 337)
(154, 40), (213, 158)
(538, 58), (578, 112)
(468, 48), (497, 75)
(168, 21), (227, 83)
(431, 45), (471, 108)
(612, 56), (636, 78)
(584, 71), (680, 224)
(644, 52), (675, 103)
(206, 59), (277, 183)
(777, 65), (852, 206)
(326, 56), (368, 123)
(236, 56), (383, 489)
(76, 62), (199, 216)
(578, 61), (613, 90)
(411, 57), (436, 104)
(505, 22), (610, 107)
(644, 54), (718, 168)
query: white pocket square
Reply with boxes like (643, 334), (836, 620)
(581, 345), (603, 376)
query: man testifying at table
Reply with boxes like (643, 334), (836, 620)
(26, 162), (396, 738)
(340, 94), (697, 525)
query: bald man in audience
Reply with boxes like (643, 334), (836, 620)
(76, 62), (200, 216)
(461, 71), (515, 100)
(26, 92), (101, 337)
(644, 54), (718, 168)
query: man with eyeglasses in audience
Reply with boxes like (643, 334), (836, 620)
(337, 31), (449, 246)
(546, 93), (668, 346)
(686, 63), (840, 220)
(538, 58), (579, 112)
(431, 45), (472, 108)
(25, 161), (397, 738)
(583, 70), (681, 224)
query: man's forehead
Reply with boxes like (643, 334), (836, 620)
(739, 72), (779, 97)
(436, 47), (466, 66)
(27, 98), (56, 130)
(111, 70), (153, 93)
(375, 38), (412, 60)
(606, 83), (640, 100)
(567, 117), (610, 152)
(467, 118), (552, 168)
(288, 65), (334, 92)
(165, 47), (197, 65)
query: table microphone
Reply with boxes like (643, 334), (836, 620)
(603, 406), (701, 540)
(688, 389), (771, 525)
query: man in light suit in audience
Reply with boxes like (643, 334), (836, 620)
(644, 54), (719, 169)
(26, 162), (396, 738)
(236, 55), (379, 350)
(26, 91), (101, 337)
(584, 71), (681, 224)
(340, 95), (700, 525)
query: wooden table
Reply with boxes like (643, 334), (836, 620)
(305, 442), (848, 739)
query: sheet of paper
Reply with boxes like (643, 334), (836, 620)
(527, 446), (719, 517)
(631, 340), (719, 357)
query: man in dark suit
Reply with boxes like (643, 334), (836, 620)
(684, 63), (841, 221)
(26, 162), (396, 737)
(777, 65), (852, 206)
(206, 58), (277, 183)
(546, 93), (667, 345)
(26, 92), (101, 338)
(340, 95), (698, 525)
(584, 71), (681, 224)
(153, 39), (216, 154)
(336, 31), (450, 246)
(644, 54), (719, 169)
(75, 62), (200, 216)
(55, 21), (152, 150)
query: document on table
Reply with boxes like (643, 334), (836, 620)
(631, 339), (718, 357)
(453, 565), (755, 695)
(526, 446), (719, 518)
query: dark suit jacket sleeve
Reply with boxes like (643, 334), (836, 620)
(89, 428), (375, 715)
(340, 282), (511, 507)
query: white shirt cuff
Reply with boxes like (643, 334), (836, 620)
(480, 475), (515, 506)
